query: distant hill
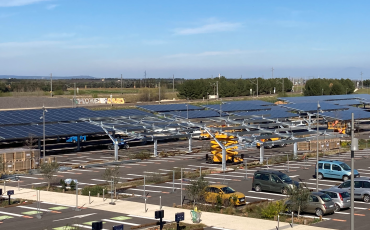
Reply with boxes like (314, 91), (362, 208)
(0, 75), (96, 79)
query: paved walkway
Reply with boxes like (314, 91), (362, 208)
(5, 186), (335, 230)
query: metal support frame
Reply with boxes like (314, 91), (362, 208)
(259, 145), (264, 164)
(77, 135), (81, 151)
(154, 140), (158, 157)
(293, 142), (298, 158)
(350, 113), (355, 230)
(188, 137), (192, 152)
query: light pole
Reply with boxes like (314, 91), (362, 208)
(186, 104), (189, 119)
(350, 113), (357, 230)
(50, 73), (53, 97)
(41, 105), (48, 159)
(322, 88), (323, 95)
(346, 88), (348, 95)
(316, 101), (320, 192)
(121, 74), (123, 94)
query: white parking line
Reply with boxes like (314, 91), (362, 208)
(17, 206), (52, 212)
(101, 219), (140, 226)
(245, 196), (274, 200)
(248, 191), (287, 197)
(128, 188), (162, 193)
(0, 211), (23, 217)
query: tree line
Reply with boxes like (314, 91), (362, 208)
(176, 76), (293, 99)
(303, 78), (355, 96)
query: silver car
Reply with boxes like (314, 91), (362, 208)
(331, 177), (370, 203)
(320, 188), (351, 212)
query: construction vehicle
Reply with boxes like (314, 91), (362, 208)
(327, 121), (346, 134)
(256, 133), (286, 148)
(107, 138), (130, 150)
(206, 131), (244, 164)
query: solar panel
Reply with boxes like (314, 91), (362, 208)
(281, 102), (345, 112)
(321, 109), (370, 120)
(234, 110), (299, 119)
(225, 100), (273, 106)
(0, 122), (105, 141)
(203, 104), (269, 112)
(325, 100), (363, 106)
(137, 104), (203, 112)
(164, 110), (226, 119)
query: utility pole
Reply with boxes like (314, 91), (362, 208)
(216, 81), (219, 99)
(350, 113), (357, 230)
(316, 101), (320, 192)
(121, 74), (123, 94)
(173, 74), (174, 92)
(361, 71), (363, 89)
(256, 77), (259, 97)
(271, 67), (274, 78)
(159, 81), (161, 103)
(50, 73), (53, 97)
(144, 71), (146, 88)
(74, 83), (76, 108)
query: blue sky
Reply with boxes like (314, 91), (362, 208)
(0, 0), (369, 79)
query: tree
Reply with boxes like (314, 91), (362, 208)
(102, 166), (120, 195)
(287, 183), (311, 217)
(40, 162), (59, 191)
(185, 176), (209, 205)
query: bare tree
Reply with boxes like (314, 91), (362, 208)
(286, 183), (311, 217)
(40, 162), (59, 191)
(24, 133), (37, 150)
(185, 176), (209, 205)
(102, 166), (120, 195)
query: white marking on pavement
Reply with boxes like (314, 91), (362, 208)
(101, 219), (140, 226)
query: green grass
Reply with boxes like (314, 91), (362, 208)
(68, 88), (139, 95)
(355, 88), (370, 94)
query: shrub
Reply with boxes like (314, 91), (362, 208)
(81, 185), (106, 196)
(70, 180), (76, 191)
(260, 200), (286, 219)
(135, 151), (151, 160)
(60, 179), (66, 190)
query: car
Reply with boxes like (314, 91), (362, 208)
(252, 170), (299, 195)
(66, 135), (86, 143)
(320, 188), (351, 212)
(286, 192), (335, 217)
(316, 160), (360, 181)
(330, 177), (370, 202)
(205, 185), (246, 206)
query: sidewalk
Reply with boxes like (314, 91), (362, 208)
(6, 186), (336, 230)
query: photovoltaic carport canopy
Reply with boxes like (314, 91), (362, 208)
(164, 110), (227, 119)
(281, 102), (345, 112)
(137, 104), (203, 112)
(321, 108), (370, 120)
(0, 108), (152, 126)
(0, 122), (109, 141)
(278, 94), (370, 103)
(203, 104), (270, 112)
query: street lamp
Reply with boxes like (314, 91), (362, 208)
(316, 101), (321, 192)
(186, 104), (189, 119)
(40, 105), (48, 159)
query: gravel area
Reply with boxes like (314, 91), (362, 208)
(0, 97), (73, 110)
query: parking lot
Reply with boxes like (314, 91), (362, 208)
(3, 139), (370, 230)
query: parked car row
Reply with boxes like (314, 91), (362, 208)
(204, 159), (367, 217)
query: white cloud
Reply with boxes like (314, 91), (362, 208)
(0, 40), (62, 48)
(0, 0), (49, 7)
(164, 50), (257, 58)
(174, 21), (242, 35)
(142, 40), (166, 45)
(46, 4), (57, 10)
(45, 33), (75, 38)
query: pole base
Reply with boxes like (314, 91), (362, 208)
(109, 202), (116, 205)
(73, 208), (81, 211)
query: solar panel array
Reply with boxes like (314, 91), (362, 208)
(164, 110), (226, 119)
(235, 110), (299, 119)
(326, 100), (363, 106)
(225, 100), (273, 106)
(0, 108), (152, 125)
(322, 108), (370, 120)
(203, 104), (269, 112)
(137, 104), (203, 112)
(281, 102), (345, 112)
(279, 94), (370, 104)
(0, 122), (105, 140)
